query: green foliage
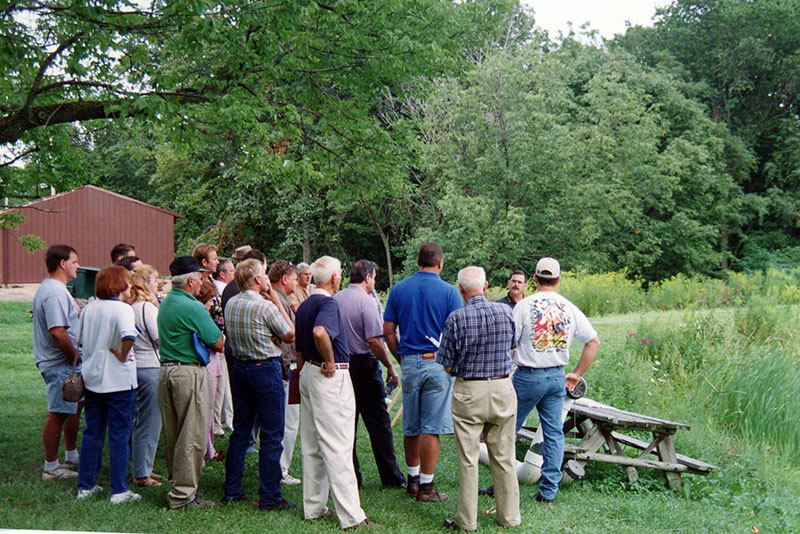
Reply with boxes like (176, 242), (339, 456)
(615, 0), (800, 268)
(17, 234), (45, 253)
(414, 40), (741, 282)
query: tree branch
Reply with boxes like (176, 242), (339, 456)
(0, 146), (39, 168)
(25, 32), (84, 120)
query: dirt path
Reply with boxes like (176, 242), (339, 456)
(0, 283), (39, 302)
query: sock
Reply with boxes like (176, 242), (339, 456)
(407, 465), (420, 477)
(44, 459), (60, 471)
(64, 449), (79, 463)
(420, 473), (434, 485)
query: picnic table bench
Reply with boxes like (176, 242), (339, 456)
(519, 397), (717, 491)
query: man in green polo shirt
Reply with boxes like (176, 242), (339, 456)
(157, 256), (224, 510)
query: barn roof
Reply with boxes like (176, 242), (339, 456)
(1, 184), (181, 219)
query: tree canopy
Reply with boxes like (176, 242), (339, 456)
(2, 0), (799, 286)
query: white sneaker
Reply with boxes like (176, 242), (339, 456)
(76, 485), (103, 499)
(281, 472), (301, 485)
(110, 489), (141, 504)
(42, 463), (78, 481)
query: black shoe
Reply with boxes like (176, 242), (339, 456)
(535, 492), (554, 503)
(221, 493), (249, 504)
(383, 482), (407, 490)
(443, 519), (463, 530)
(478, 485), (494, 497)
(259, 498), (297, 511)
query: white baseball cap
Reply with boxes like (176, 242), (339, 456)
(535, 257), (560, 279)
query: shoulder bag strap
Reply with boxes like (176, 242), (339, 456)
(141, 301), (159, 358)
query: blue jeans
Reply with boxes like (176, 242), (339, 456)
(78, 388), (136, 495)
(132, 367), (162, 478)
(512, 366), (566, 500)
(224, 358), (285, 507)
(400, 354), (454, 435)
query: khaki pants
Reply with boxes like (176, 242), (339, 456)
(452, 377), (520, 530)
(299, 365), (366, 529)
(158, 364), (212, 508)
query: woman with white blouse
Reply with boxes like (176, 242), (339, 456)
(75, 266), (139, 503)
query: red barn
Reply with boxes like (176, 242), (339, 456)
(1, 185), (181, 284)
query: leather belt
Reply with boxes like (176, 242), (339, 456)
(307, 360), (349, 370)
(161, 361), (203, 367)
(462, 374), (509, 381)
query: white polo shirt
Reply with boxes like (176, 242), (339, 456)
(78, 299), (138, 393)
(513, 291), (596, 368)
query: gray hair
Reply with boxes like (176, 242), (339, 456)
(171, 272), (198, 289)
(310, 256), (341, 285)
(296, 262), (311, 274)
(458, 266), (486, 292)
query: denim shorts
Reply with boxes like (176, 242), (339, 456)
(41, 361), (81, 414)
(400, 354), (454, 436)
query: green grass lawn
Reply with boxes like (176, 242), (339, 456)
(1, 300), (798, 533)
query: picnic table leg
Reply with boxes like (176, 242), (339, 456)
(567, 420), (606, 480)
(601, 429), (638, 483)
(655, 434), (682, 491)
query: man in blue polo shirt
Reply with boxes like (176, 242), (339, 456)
(383, 241), (462, 502)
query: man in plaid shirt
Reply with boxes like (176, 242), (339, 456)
(222, 259), (296, 511)
(436, 266), (520, 531)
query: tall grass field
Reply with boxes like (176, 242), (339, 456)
(2, 272), (800, 533)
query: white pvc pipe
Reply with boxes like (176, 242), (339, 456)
(478, 397), (576, 484)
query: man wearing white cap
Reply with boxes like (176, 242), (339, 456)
(510, 257), (599, 503)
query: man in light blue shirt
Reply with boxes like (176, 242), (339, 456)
(33, 244), (82, 481)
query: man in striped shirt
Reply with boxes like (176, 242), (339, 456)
(222, 259), (296, 511)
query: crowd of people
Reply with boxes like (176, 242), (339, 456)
(31, 240), (599, 530)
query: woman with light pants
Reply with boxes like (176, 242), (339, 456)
(126, 265), (163, 487)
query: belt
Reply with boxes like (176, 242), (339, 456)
(462, 374), (509, 381)
(161, 361), (203, 367)
(350, 353), (377, 360)
(307, 360), (349, 370)
(234, 358), (277, 367)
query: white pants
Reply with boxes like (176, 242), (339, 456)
(300, 365), (365, 529)
(280, 366), (300, 474)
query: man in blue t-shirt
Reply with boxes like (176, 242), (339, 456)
(383, 241), (462, 502)
(295, 256), (377, 530)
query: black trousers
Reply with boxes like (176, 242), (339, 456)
(349, 355), (405, 487)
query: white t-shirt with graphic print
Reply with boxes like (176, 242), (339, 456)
(513, 291), (596, 368)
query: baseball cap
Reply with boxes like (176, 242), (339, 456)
(169, 256), (208, 276)
(535, 257), (560, 279)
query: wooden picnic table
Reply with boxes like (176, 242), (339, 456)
(520, 397), (717, 491)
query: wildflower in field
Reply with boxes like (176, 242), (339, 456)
(641, 337), (650, 345)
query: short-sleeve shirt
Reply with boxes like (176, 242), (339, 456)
(436, 295), (515, 378)
(295, 289), (350, 364)
(287, 283), (314, 310)
(333, 284), (383, 355)
(157, 287), (222, 364)
(513, 291), (597, 368)
(383, 271), (462, 355)
(33, 278), (80, 372)
(78, 299), (138, 393)
(273, 287), (297, 364)
(225, 290), (291, 361)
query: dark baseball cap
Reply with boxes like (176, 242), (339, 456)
(169, 256), (209, 276)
